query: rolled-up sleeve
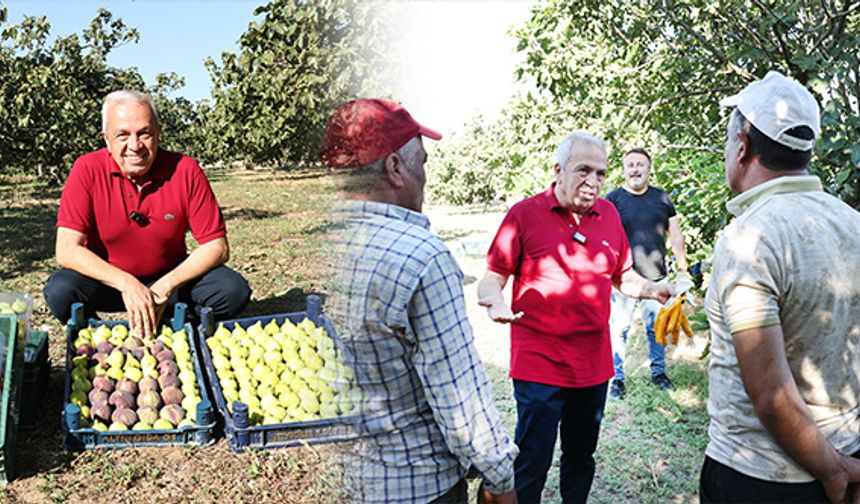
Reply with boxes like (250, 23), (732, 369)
(408, 251), (519, 493)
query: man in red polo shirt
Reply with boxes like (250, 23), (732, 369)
(478, 132), (674, 503)
(44, 90), (250, 338)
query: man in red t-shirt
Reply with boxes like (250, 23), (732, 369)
(478, 132), (674, 503)
(44, 90), (250, 338)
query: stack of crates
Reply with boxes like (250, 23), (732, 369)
(0, 291), (33, 485)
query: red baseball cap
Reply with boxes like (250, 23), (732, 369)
(320, 98), (442, 168)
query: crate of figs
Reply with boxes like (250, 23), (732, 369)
(198, 295), (362, 452)
(62, 302), (215, 450)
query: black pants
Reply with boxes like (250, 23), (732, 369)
(513, 379), (608, 504)
(699, 453), (860, 503)
(429, 478), (467, 504)
(44, 266), (251, 324)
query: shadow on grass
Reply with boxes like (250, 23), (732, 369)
(13, 365), (76, 480)
(221, 207), (286, 221)
(205, 168), (330, 184)
(237, 286), (329, 320)
(0, 199), (58, 281)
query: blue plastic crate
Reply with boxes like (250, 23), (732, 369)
(62, 303), (216, 450)
(198, 295), (359, 453)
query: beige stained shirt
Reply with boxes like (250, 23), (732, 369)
(705, 175), (860, 482)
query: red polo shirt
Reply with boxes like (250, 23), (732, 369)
(57, 148), (226, 278)
(487, 184), (632, 388)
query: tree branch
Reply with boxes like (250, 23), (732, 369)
(657, 2), (755, 80)
(659, 143), (723, 153)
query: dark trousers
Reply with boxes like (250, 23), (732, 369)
(429, 478), (467, 504)
(44, 266), (251, 324)
(699, 453), (860, 503)
(513, 379), (608, 504)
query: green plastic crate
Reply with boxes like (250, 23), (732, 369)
(0, 314), (24, 485)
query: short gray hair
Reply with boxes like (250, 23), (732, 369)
(340, 136), (422, 192)
(727, 108), (744, 138)
(102, 90), (160, 132)
(556, 132), (606, 167)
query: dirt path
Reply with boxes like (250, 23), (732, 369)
(425, 204), (511, 368)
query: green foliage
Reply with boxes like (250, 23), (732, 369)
(201, 0), (391, 167)
(0, 8), (207, 180)
(428, 0), (860, 258)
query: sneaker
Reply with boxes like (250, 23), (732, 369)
(609, 379), (625, 399)
(651, 373), (674, 390)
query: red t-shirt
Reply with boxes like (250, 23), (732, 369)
(487, 185), (633, 388)
(57, 148), (226, 278)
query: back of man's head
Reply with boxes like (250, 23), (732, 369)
(320, 99), (440, 169)
(721, 71), (819, 171)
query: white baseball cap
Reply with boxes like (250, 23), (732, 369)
(720, 70), (820, 151)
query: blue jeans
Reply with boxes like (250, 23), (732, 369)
(513, 379), (608, 503)
(609, 288), (665, 381)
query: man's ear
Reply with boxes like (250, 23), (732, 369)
(736, 130), (752, 165)
(553, 163), (561, 176)
(384, 153), (405, 189)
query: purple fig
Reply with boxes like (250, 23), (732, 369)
(92, 352), (110, 366)
(138, 377), (159, 393)
(158, 374), (180, 389)
(90, 401), (113, 423)
(160, 386), (184, 406)
(159, 404), (185, 427)
(92, 375), (115, 393)
(88, 389), (109, 405)
(117, 346), (129, 356)
(111, 407), (138, 428)
(109, 390), (136, 410)
(157, 360), (178, 376)
(116, 378), (139, 395)
(131, 347), (146, 361)
(137, 406), (159, 425)
(149, 340), (165, 356)
(76, 344), (94, 357)
(138, 389), (163, 409)
(155, 349), (175, 363)
(95, 341), (114, 355)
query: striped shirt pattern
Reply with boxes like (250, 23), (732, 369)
(328, 200), (518, 503)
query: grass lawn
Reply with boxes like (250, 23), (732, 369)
(0, 169), (709, 502)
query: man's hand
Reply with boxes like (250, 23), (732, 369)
(645, 281), (675, 305)
(478, 482), (517, 504)
(477, 271), (522, 323)
(820, 455), (860, 504)
(481, 301), (524, 324)
(120, 276), (160, 339)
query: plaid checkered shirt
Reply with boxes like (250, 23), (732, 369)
(328, 200), (518, 503)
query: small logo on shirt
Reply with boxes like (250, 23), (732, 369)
(164, 214), (175, 221)
(602, 240), (610, 247)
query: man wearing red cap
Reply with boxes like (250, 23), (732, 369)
(322, 99), (518, 504)
(700, 71), (860, 502)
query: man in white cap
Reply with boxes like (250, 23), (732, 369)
(700, 71), (860, 502)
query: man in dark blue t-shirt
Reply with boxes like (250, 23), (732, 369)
(605, 148), (688, 399)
